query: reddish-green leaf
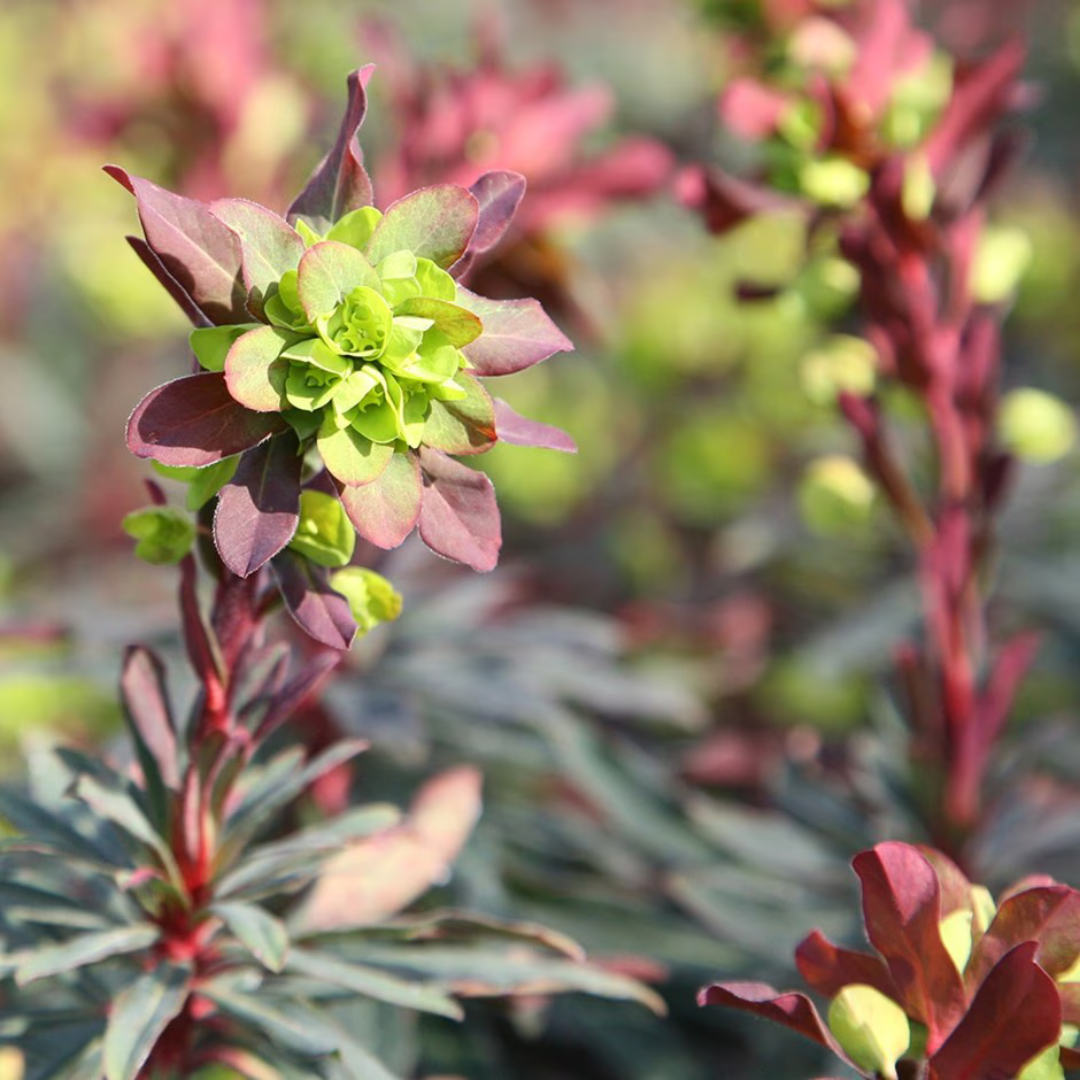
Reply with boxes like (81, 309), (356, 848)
(366, 185), (479, 270)
(209, 198), (305, 318)
(287, 66), (375, 232)
(422, 374), (497, 456)
(127, 373), (286, 467)
(120, 645), (179, 791)
(106, 166), (247, 325)
(853, 843), (968, 1050)
(104, 965), (190, 1080)
(213, 432), (302, 577)
(418, 449), (501, 572)
(316, 417), (394, 487)
(338, 451), (423, 550)
(297, 240), (380, 322)
(272, 550), (357, 650)
(457, 288), (573, 375)
(493, 398), (577, 452)
(392, 297), (483, 347)
(224, 326), (295, 412)
(928, 943), (1062, 1080)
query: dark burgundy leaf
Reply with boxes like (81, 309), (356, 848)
(338, 451), (423, 550)
(493, 398), (576, 452)
(106, 166), (247, 325)
(120, 646), (179, 790)
(698, 982), (853, 1065)
(179, 553), (223, 691)
(457, 288), (573, 376)
(795, 930), (897, 1001)
(126, 237), (212, 328)
(127, 373), (286, 467)
(675, 165), (799, 236)
(418, 449), (501, 572)
(929, 943), (1061, 1080)
(272, 551), (358, 651)
(213, 431), (303, 577)
(917, 848), (976, 918)
(965, 886), (1080, 988)
(457, 171), (526, 268)
(287, 66), (375, 232)
(853, 842), (967, 1049)
(254, 652), (342, 742)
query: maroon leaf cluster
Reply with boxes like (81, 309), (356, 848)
(701, 842), (1080, 1079)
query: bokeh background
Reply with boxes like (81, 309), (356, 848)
(3, 1), (1080, 1076)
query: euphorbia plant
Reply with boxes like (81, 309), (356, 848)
(0, 66), (663, 1079)
(701, 840), (1080, 1079)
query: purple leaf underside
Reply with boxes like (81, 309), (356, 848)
(214, 431), (303, 578)
(418, 449), (501, 573)
(119, 646), (179, 790)
(338, 451), (423, 550)
(452, 170), (527, 277)
(127, 373), (286, 467)
(272, 550), (358, 651)
(126, 237), (212, 328)
(287, 66), (375, 232)
(106, 165), (248, 325)
(458, 288), (573, 376)
(493, 398), (577, 452)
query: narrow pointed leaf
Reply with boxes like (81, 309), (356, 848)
(224, 326), (295, 412)
(106, 166), (247, 324)
(210, 198), (306, 317)
(418, 449), (501, 572)
(297, 241), (380, 322)
(853, 842), (967, 1047)
(15, 924), (161, 986)
(285, 948), (463, 1019)
(422, 374), (497, 456)
(929, 943), (1061, 1080)
(120, 646), (179, 790)
(214, 431), (302, 577)
(211, 901), (289, 972)
(366, 186), (479, 270)
(127, 373), (286, 466)
(287, 66), (375, 232)
(272, 550), (358, 649)
(200, 985), (339, 1056)
(104, 965), (190, 1080)
(457, 288), (573, 375)
(338, 451), (422, 549)
(126, 236), (211, 327)
(493, 398), (577, 452)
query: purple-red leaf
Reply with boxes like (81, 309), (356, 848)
(965, 886), (1080, 988)
(253, 651), (342, 742)
(698, 982), (853, 1065)
(418, 449), (501, 573)
(106, 166), (247, 325)
(126, 237), (212, 328)
(213, 432), (302, 578)
(209, 199), (306, 318)
(459, 171), (526, 266)
(119, 646), (179, 790)
(928, 943), (1061, 1080)
(457, 288), (573, 375)
(493, 398), (577, 453)
(422, 374), (497, 456)
(127, 373), (286, 467)
(272, 551), (358, 650)
(338, 451), (422, 550)
(366, 185), (480, 270)
(853, 842), (968, 1049)
(287, 66), (376, 232)
(795, 930), (897, 1001)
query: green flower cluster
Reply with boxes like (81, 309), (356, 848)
(190, 206), (487, 487)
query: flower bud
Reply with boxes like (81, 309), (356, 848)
(329, 568), (403, 635)
(121, 507), (195, 566)
(999, 388), (1076, 464)
(288, 491), (356, 568)
(798, 455), (876, 534)
(827, 984), (909, 1080)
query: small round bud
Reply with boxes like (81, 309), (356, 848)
(999, 388), (1076, 464)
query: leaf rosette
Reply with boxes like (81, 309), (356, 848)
(113, 66), (574, 617)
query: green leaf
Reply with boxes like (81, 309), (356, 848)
(392, 299), (481, 348)
(421, 373), (496, 456)
(285, 948), (463, 1019)
(297, 242), (380, 323)
(14, 924), (161, 986)
(828, 984), (910, 1080)
(199, 984), (339, 1056)
(191, 325), (260, 372)
(122, 507), (196, 565)
(316, 415), (394, 486)
(288, 491), (356, 568)
(212, 901), (290, 973)
(325, 206), (383, 250)
(104, 965), (190, 1080)
(224, 326), (297, 412)
(365, 186), (479, 269)
(328, 568), (402, 633)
